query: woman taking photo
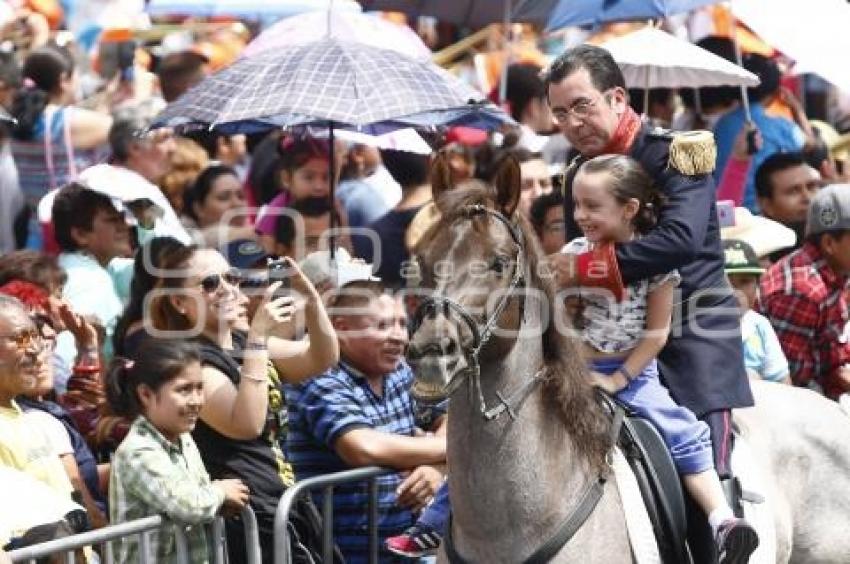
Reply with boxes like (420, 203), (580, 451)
(148, 245), (339, 563)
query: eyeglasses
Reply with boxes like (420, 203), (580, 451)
(198, 271), (241, 293)
(0, 329), (43, 351)
(552, 90), (611, 124)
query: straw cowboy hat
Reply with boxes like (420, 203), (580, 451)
(720, 206), (797, 258)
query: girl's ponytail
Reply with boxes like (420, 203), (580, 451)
(105, 357), (136, 417)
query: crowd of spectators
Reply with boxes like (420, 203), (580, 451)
(0, 3), (848, 563)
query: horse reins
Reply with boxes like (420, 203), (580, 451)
(413, 204), (543, 422)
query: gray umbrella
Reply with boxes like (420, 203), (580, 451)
(155, 37), (511, 260)
(154, 37), (496, 132)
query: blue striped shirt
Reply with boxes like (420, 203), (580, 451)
(285, 361), (444, 564)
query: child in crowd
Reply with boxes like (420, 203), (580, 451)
(254, 137), (332, 253)
(564, 155), (758, 562)
(107, 339), (250, 564)
(723, 239), (791, 384)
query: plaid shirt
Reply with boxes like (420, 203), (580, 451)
(109, 417), (224, 564)
(285, 360), (445, 564)
(758, 241), (850, 398)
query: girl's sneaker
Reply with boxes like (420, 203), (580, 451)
(385, 524), (442, 558)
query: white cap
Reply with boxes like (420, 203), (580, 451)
(299, 248), (380, 289)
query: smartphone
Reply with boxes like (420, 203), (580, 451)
(267, 259), (291, 298)
(717, 200), (736, 228)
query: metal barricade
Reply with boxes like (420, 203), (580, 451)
(8, 505), (261, 564)
(273, 466), (393, 564)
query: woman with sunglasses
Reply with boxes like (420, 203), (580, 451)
(148, 245), (339, 564)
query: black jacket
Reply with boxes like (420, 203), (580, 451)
(564, 125), (754, 416)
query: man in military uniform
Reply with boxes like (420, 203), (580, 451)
(545, 45), (757, 563)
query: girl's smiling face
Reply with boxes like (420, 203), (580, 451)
(137, 360), (205, 443)
(572, 169), (638, 244)
(283, 158), (330, 200)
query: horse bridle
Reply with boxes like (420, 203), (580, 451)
(412, 204), (544, 421)
(416, 205), (618, 562)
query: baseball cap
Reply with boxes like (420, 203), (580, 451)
(723, 239), (765, 276)
(805, 184), (850, 237)
(224, 239), (269, 270)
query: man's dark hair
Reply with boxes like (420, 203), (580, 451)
(529, 191), (564, 236)
(755, 152), (807, 199)
(52, 183), (118, 252)
(275, 197), (333, 247)
(543, 44), (625, 97)
(679, 36), (739, 111)
(327, 279), (386, 313)
(380, 149), (429, 189)
(505, 63), (545, 122)
(156, 51), (207, 103)
(627, 88), (673, 114)
(743, 53), (781, 104)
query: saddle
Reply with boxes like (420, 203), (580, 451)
(599, 394), (691, 564)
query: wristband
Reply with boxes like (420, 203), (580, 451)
(244, 340), (267, 351)
(617, 365), (635, 381)
(72, 362), (101, 375)
(241, 372), (267, 383)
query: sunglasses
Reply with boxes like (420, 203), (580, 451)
(198, 271), (241, 293)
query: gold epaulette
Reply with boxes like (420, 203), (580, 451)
(668, 130), (716, 176)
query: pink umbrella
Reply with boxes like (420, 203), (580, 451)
(242, 10), (431, 61)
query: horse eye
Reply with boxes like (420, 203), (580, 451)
(491, 255), (510, 274)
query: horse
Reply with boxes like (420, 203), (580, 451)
(405, 154), (850, 563)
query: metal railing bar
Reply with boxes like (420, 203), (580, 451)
(8, 516), (164, 561)
(368, 477), (378, 564)
(274, 466), (392, 564)
(322, 485), (334, 564)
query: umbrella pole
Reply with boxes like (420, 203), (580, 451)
(497, 0), (512, 105)
(329, 123), (336, 262)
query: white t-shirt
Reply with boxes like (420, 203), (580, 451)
(562, 237), (680, 354)
(25, 410), (73, 457)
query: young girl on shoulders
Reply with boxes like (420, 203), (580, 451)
(107, 339), (249, 564)
(564, 154), (758, 563)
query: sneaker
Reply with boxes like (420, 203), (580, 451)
(715, 518), (759, 564)
(385, 524), (442, 558)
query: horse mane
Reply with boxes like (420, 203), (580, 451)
(424, 183), (611, 472)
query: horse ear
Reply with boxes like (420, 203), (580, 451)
(493, 155), (522, 218)
(430, 151), (453, 213)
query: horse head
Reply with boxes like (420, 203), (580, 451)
(407, 152), (530, 405)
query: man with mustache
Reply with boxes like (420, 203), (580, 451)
(0, 296), (89, 546)
(286, 280), (446, 564)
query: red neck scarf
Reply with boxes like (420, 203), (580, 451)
(601, 106), (642, 155)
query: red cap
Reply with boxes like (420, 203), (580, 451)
(444, 126), (488, 147)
